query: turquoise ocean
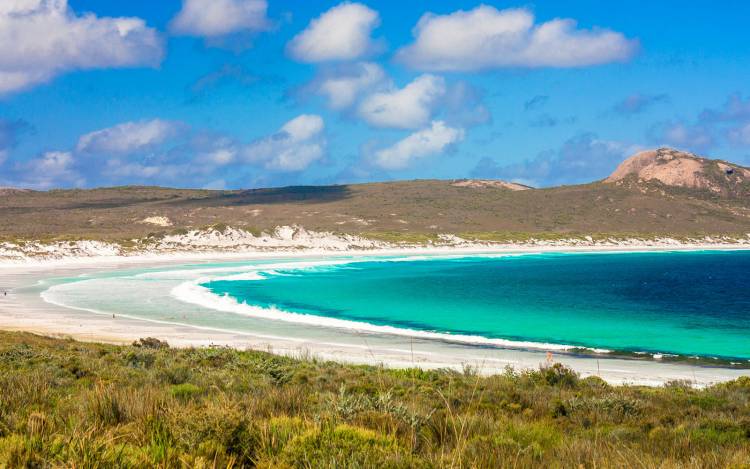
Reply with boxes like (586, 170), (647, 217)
(199, 251), (750, 361)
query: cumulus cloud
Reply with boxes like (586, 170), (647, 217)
(310, 62), (388, 110)
(4, 114), (328, 189)
(302, 66), (488, 128)
(76, 119), (182, 154)
(612, 93), (669, 115)
(471, 133), (638, 187)
(287, 2), (381, 62)
(0, 0), (164, 95)
(373, 120), (464, 170)
(395, 5), (637, 71)
(170, 0), (269, 37)
(15, 151), (84, 189)
(201, 147), (237, 166)
(358, 74), (446, 129)
(242, 114), (326, 171)
(1, 114), (328, 189)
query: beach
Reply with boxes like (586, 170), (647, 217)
(2, 241), (749, 388)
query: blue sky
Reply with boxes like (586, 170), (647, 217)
(1, 0), (749, 190)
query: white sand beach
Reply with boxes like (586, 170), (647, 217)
(1, 238), (749, 388)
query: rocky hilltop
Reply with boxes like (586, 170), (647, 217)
(605, 148), (750, 197)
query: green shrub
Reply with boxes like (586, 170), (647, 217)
(279, 424), (418, 468)
(500, 421), (562, 458)
(159, 364), (192, 385)
(257, 416), (311, 457)
(715, 375), (750, 391)
(536, 363), (579, 388)
(123, 350), (156, 369)
(170, 383), (202, 401)
(0, 434), (39, 467)
(580, 375), (610, 389)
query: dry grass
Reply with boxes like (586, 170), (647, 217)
(0, 332), (748, 467)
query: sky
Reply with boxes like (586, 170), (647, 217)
(1, 0), (750, 190)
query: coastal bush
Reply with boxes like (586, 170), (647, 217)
(256, 416), (311, 457)
(0, 331), (749, 467)
(277, 424), (417, 468)
(533, 362), (580, 388)
(159, 363), (192, 384)
(133, 337), (169, 349)
(169, 383), (202, 401)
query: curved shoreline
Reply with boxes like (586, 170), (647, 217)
(188, 253), (750, 366)
(1, 245), (750, 387)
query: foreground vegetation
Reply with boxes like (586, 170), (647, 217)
(0, 332), (749, 468)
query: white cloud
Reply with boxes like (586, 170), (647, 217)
(203, 148), (237, 166)
(170, 0), (269, 37)
(242, 115), (326, 171)
(77, 119), (181, 154)
(314, 62), (388, 110)
(17, 151), (84, 189)
(287, 2), (380, 62)
(281, 114), (325, 141)
(396, 5), (636, 71)
(373, 120), (464, 170)
(0, 0), (164, 95)
(31, 150), (74, 173)
(358, 74), (446, 129)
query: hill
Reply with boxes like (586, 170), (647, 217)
(606, 147), (750, 198)
(0, 148), (749, 243)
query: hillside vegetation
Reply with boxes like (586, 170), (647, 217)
(0, 148), (749, 244)
(0, 332), (749, 467)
